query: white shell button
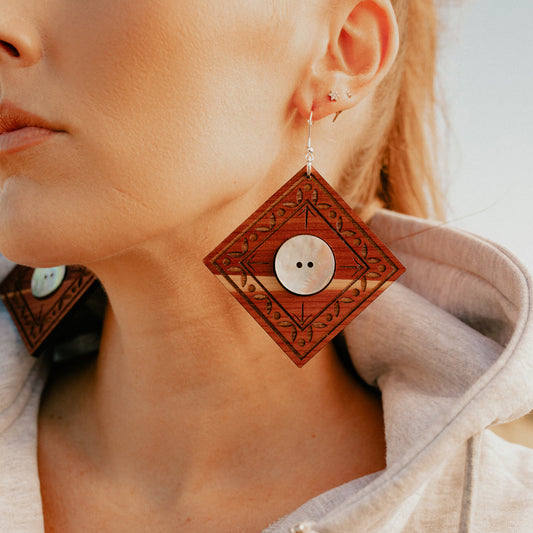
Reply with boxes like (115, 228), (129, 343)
(31, 266), (67, 299)
(274, 235), (335, 296)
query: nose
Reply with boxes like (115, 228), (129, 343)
(0, 15), (42, 67)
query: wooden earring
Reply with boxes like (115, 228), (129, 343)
(0, 264), (102, 358)
(203, 113), (405, 367)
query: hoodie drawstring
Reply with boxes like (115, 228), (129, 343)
(459, 433), (482, 532)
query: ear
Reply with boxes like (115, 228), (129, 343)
(293, 0), (399, 121)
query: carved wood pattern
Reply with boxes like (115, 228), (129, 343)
(204, 166), (405, 367)
(0, 264), (97, 356)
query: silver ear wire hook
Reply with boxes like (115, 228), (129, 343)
(305, 111), (315, 176)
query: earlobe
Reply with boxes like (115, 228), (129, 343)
(294, 0), (399, 121)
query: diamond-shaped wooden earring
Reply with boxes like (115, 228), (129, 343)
(0, 264), (99, 357)
(204, 113), (405, 367)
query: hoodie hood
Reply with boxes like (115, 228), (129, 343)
(269, 210), (533, 532)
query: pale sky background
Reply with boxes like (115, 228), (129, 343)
(438, 0), (533, 271)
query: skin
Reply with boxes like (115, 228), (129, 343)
(0, 1), (398, 531)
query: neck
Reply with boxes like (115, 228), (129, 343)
(52, 224), (385, 506)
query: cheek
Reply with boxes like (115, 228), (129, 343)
(0, 2), (307, 265)
(52, 3), (276, 202)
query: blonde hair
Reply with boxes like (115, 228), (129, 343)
(341, 0), (444, 220)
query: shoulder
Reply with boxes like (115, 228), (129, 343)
(474, 430), (533, 530)
(479, 429), (533, 491)
(402, 430), (533, 532)
(0, 255), (40, 420)
(0, 256), (48, 531)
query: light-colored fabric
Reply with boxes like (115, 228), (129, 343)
(1, 210), (532, 532)
(267, 212), (533, 533)
(0, 255), (48, 532)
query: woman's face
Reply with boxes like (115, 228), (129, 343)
(0, 1), (313, 266)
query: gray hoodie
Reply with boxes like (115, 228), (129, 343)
(1, 210), (532, 532)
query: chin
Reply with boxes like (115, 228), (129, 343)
(0, 207), (62, 269)
(0, 179), (109, 268)
(0, 238), (71, 269)
(0, 240), (108, 270)
(0, 214), (98, 269)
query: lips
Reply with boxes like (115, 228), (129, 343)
(0, 101), (63, 155)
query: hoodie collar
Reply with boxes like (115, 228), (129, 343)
(296, 209), (533, 532)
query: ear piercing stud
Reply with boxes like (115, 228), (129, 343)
(329, 89), (352, 102)
(330, 89), (353, 122)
